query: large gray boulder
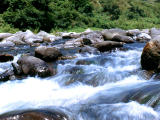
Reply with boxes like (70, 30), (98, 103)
(17, 56), (54, 77)
(102, 29), (126, 40)
(35, 46), (62, 61)
(81, 31), (104, 44)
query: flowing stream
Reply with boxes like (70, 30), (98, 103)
(0, 43), (160, 120)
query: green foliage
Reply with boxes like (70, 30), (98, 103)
(1, 0), (160, 32)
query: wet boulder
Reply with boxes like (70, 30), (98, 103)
(141, 36), (160, 71)
(0, 109), (69, 120)
(17, 56), (54, 77)
(0, 70), (15, 81)
(112, 35), (134, 43)
(94, 41), (123, 52)
(0, 54), (14, 62)
(35, 46), (62, 62)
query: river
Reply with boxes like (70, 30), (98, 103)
(0, 42), (160, 120)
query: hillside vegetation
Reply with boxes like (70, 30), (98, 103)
(0, 0), (160, 33)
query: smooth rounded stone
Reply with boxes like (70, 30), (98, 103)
(0, 33), (12, 41)
(0, 40), (15, 47)
(126, 29), (141, 36)
(94, 41), (123, 52)
(79, 46), (100, 54)
(0, 109), (69, 120)
(136, 33), (151, 42)
(150, 28), (160, 39)
(141, 36), (160, 71)
(112, 35), (134, 43)
(23, 30), (43, 44)
(17, 56), (54, 77)
(81, 31), (104, 44)
(35, 46), (62, 62)
(37, 31), (57, 42)
(0, 54), (14, 62)
(101, 29), (126, 40)
(0, 70), (15, 81)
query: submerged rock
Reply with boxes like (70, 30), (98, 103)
(35, 46), (62, 62)
(17, 56), (54, 77)
(79, 46), (99, 54)
(0, 109), (69, 120)
(0, 54), (14, 62)
(0, 70), (15, 81)
(94, 41), (123, 52)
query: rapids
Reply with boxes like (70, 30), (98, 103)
(0, 43), (160, 120)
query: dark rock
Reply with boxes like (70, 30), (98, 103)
(141, 37), (160, 71)
(0, 109), (69, 120)
(0, 54), (14, 62)
(112, 35), (134, 43)
(35, 46), (62, 62)
(82, 38), (92, 45)
(94, 41), (123, 52)
(17, 56), (54, 77)
(0, 70), (15, 81)
(12, 63), (22, 75)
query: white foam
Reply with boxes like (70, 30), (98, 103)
(0, 77), (101, 114)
